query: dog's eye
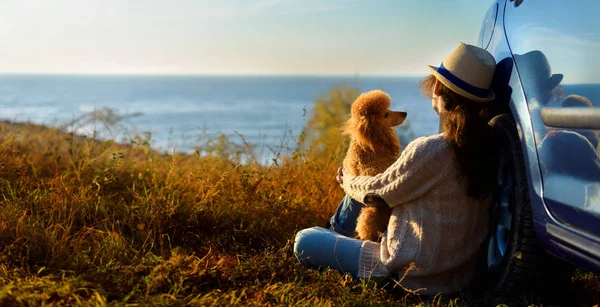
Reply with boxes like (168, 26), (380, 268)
(384, 113), (389, 118)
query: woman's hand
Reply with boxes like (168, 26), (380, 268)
(336, 167), (344, 185)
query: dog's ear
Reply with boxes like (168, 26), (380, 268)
(349, 113), (400, 155)
(343, 114), (377, 151)
(357, 116), (375, 149)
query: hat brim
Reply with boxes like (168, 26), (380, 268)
(427, 65), (495, 103)
(547, 74), (564, 92)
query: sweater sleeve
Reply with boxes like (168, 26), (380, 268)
(341, 135), (449, 207)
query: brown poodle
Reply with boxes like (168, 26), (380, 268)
(342, 90), (407, 242)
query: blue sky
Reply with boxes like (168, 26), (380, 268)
(1, 0), (493, 76)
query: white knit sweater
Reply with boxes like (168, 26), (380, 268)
(341, 133), (490, 295)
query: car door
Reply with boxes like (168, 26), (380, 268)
(504, 0), (600, 238)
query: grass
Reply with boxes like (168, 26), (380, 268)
(0, 100), (599, 305)
(0, 119), (403, 306)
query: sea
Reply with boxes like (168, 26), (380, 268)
(0, 75), (438, 160)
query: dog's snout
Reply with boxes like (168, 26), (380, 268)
(389, 110), (407, 127)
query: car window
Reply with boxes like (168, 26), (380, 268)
(505, 0), (600, 218)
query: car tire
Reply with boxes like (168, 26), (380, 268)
(475, 113), (573, 297)
(483, 113), (542, 293)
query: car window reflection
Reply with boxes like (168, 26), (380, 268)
(512, 48), (600, 213)
(505, 0), (600, 215)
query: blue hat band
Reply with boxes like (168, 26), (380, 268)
(437, 63), (490, 98)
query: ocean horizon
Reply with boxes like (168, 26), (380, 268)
(0, 74), (439, 161)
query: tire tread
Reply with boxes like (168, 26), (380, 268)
(481, 114), (571, 296)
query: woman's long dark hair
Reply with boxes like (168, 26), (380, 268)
(420, 75), (499, 199)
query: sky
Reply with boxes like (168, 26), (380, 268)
(0, 0), (493, 76)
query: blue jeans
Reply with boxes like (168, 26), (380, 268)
(294, 195), (370, 278)
(328, 194), (362, 237)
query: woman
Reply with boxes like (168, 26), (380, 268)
(294, 43), (500, 295)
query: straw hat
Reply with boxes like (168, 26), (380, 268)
(427, 43), (496, 103)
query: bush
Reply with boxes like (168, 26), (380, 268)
(297, 85), (358, 164)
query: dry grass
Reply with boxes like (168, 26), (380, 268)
(0, 88), (598, 305)
(0, 115), (418, 306)
(0, 118), (354, 305)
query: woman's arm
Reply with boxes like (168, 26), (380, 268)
(341, 135), (449, 207)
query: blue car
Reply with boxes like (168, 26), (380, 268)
(477, 0), (600, 292)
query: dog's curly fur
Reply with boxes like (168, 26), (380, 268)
(342, 90), (406, 242)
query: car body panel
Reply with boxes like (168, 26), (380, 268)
(481, 0), (600, 274)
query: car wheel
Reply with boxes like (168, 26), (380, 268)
(478, 113), (575, 300)
(483, 113), (545, 293)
